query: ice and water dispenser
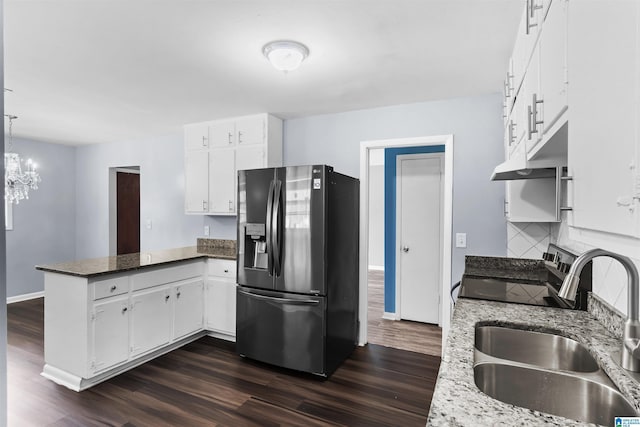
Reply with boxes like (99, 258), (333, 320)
(244, 223), (268, 269)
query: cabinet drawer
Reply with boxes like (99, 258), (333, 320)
(92, 276), (130, 300)
(208, 259), (236, 279)
(131, 261), (204, 291)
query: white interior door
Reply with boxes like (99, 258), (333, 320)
(397, 153), (443, 324)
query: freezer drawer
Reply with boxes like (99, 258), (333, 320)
(236, 286), (326, 375)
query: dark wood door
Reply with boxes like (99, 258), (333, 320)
(117, 172), (140, 255)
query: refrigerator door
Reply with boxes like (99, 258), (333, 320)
(237, 168), (276, 290)
(236, 286), (326, 375)
(274, 165), (327, 295)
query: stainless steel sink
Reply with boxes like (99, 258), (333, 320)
(474, 363), (639, 425)
(473, 324), (640, 425)
(475, 325), (599, 372)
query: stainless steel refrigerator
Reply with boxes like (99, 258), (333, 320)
(236, 165), (359, 377)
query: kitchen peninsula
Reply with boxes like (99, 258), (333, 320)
(35, 240), (237, 391)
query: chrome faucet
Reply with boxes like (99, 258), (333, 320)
(559, 248), (640, 372)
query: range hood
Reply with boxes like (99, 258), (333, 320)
(490, 156), (558, 181)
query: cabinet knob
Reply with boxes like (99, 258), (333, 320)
(110, 285), (117, 292)
(122, 306), (128, 314)
(177, 291), (181, 299)
(224, 269), (229, 273)
(402, 246), (409, 253)
(165, 295), (170, 302)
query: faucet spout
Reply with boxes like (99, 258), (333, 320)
(558, 248), (640, 372)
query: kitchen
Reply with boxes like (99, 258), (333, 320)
(2, 1), (640, 426)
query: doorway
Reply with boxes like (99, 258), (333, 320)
(358, 135), (453, 352)
(109, 167), (140, 256)
(396, 153), (443, 324)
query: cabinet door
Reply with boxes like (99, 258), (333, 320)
(173, 280), (204, 340)
(209, 148), (236, 214)
(185, 151), (209, 213)
(569, 1), (639, 237)
(210, 121), (236, 147)
(206, 278), (236, 336)
(91, 296), (129, 374)
(131, 286), (172, 356)
(538, 0), (568, 138)
(236, 116), (264, 146)
(236, 145), (265, 173)
(184, 123), (209, 151)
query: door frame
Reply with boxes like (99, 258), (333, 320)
(395, 152), (444, 324)
(109, 166), (140, 256)
(358, 135), (453, 347)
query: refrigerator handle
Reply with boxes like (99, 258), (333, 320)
(265, 179), (276, 276)
(238, 288), (319, 305)
(272, 180), (283, 276)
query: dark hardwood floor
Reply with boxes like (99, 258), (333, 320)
(7, 298), (441, 426)
(367, 270), (442, 356)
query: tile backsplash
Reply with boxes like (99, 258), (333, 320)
(506, 222), (551, 259)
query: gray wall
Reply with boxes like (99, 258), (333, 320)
(75, 131), (203, 258)
(5, 137), (76, 298)
(284, 94), (508, 286)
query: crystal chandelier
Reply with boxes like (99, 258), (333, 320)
(4, 114), (41, 204)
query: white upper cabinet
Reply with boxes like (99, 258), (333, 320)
(210, 121), (236, 147)
(184, 122), (210, 151)
(568, 0), (640, 237)
(184, 113), (283, 215)
(185, 151), (209, 213)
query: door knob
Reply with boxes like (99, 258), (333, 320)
(402, 246), (409, 253)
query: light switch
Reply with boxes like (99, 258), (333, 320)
(146, 219), (152, 230)
(204, 226), (210, 236)
(456, 233), (467, 248)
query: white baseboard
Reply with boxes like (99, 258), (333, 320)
(7, 291), (44, 304)
(368, 265), (384, 271)
(382, 312), (399, 320)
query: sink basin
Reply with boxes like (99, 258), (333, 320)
(474, 363), (639, 425)
(475, 325), (599, 372)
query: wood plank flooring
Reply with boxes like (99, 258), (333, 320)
(367, 270), (442, 357)
(7, 298), (441, 426)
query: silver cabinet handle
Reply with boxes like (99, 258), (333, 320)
(529, 93), (544, 139)
(110, 285), (117, 292)
(202, 136), (208, 147)
(508, 120), (516, 146)
(402, 246), (409, 253)
(238, 131), (243, 144)
(526, 0), (542, 33)
(229, 200), (233, 211)
(228, 132), (233, 144)
(203, 200), (208, 211)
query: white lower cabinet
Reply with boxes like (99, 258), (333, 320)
(130, 286), (173, 357)
(90, 296), (129, 374)
(206, 259), (237, 339)
(173, 279), (204, 340)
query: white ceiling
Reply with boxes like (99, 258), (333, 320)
(4, 0), (523, 146)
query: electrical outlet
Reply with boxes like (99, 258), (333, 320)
(204, 226), (210, 236)
(456, 233), (467, 248)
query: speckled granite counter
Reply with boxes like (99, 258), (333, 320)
(463, 255), (550, 282)
(427, 296), (640, 426)
(36, 240), (236, 278)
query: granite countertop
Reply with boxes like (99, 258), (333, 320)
(427, 296), (640, 426)
(36, 239), (236, 278)
(463, 255), (550, 283)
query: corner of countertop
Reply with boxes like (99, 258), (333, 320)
(588, 292), (626, 339)
(196, 238), (236, 259)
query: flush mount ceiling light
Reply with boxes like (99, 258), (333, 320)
(262, 40), (309, 72)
